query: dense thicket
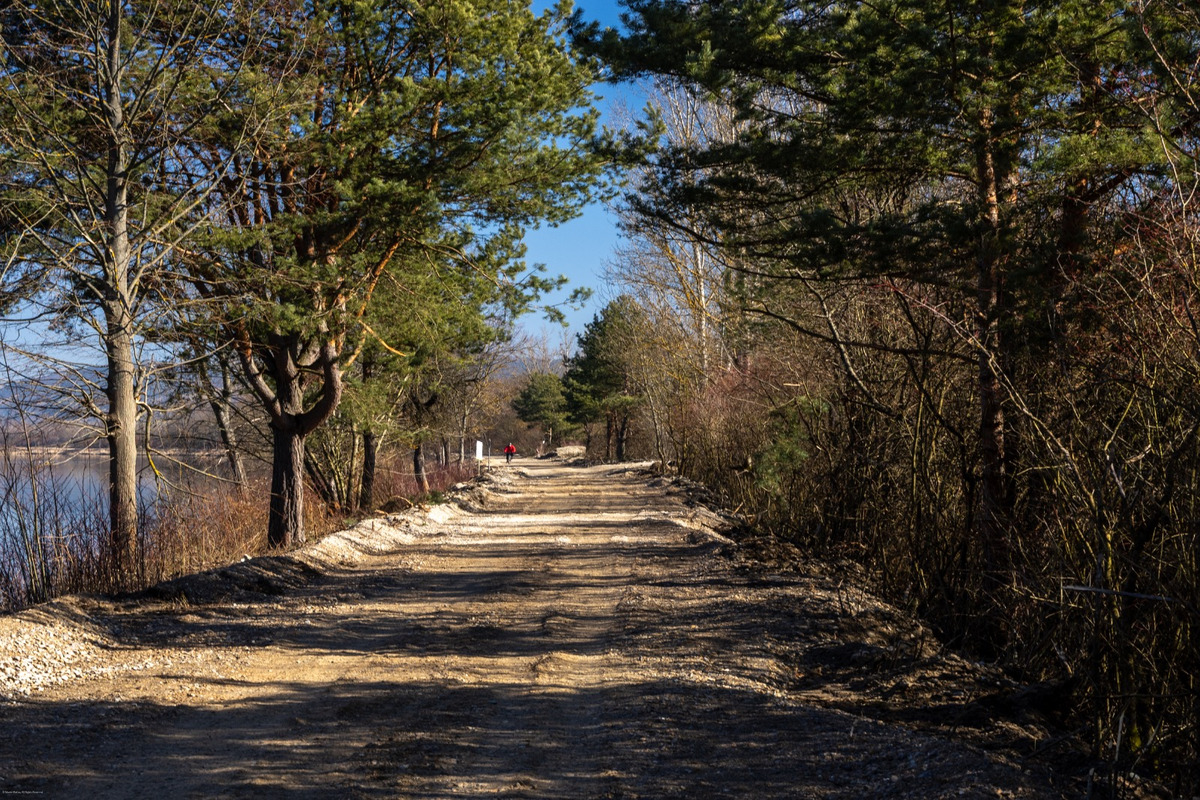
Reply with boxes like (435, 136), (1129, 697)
(585, 0), (1200, 789)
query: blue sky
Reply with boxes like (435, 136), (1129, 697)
(522, 0), (635, 340)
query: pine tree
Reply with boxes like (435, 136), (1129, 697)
(589, 0), (1166, 570)
(564, 296), (644, 461)
(187, 0), (609, 546)
(513, 372), (570, 447)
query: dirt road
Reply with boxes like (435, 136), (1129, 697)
(0, 460), (1070, 798)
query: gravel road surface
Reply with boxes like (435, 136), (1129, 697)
(0, 460), (1073, 798)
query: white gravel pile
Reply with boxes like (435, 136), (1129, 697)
(302, 515), (422, 565)
(0, 479), (500, 700)
(0, 607), (105, 697)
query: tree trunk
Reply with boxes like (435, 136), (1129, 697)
(1052, 59), (1102, 342)
(605, 413), (614, 461)
(240, 334), (343, 549)
(211, 400), (247, 489)
(268, 423), (305, 548)
(102, 3), (138, 586)
(105, 304), (139, 585)
(359, 429), (378, 510)
(459, 409), (470, 463)
(209, 360), (247, 489)
(413, 439), (430, 495)
(303, 449), (338, 510)
(974, 119), (1010, 582)
(695, 240), (710, 382)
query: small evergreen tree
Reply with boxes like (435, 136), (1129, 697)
(512, 372), (571, 447)
(564, 297), (644, 461)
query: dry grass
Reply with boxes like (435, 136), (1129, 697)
(0, 454), (110, 608)
(0, 464), (345, 612)
(0, 446), (477, 612)
(368, 456), (477, 507)
(136, 481), (269, 588)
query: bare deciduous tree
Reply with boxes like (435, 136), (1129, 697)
(0, 0), (286, 584)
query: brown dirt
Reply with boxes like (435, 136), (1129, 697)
(0, 460), (1088, 798)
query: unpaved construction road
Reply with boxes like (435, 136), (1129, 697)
(0, 460), (1077, 798)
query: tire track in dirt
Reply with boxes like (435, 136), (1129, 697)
(0, 460), (1070, 798)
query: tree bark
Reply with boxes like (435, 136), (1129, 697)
(210, 398), (247, 488)
(605, 413), (614, 461)
(104, 302), (139, 585)
(265, 346), (310, 549)
(102, 3), (138, 586)
(974, 119), (1010, 580)
(459, 407), (470, 463)
(208, 357), (247, 489)
(268, 423), (306, 549)
(239, 334), (342, 549)
(413, 439), (430, 495)
(359, 429), (378, 510)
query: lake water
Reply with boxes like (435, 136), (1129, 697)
(0, 450), (232, 552)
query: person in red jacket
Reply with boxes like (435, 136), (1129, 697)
(504, 443), (516, 463)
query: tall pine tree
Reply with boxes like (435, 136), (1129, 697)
(186, 0), (609, 546)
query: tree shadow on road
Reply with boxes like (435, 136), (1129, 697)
(0, 672), (1066, 799)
